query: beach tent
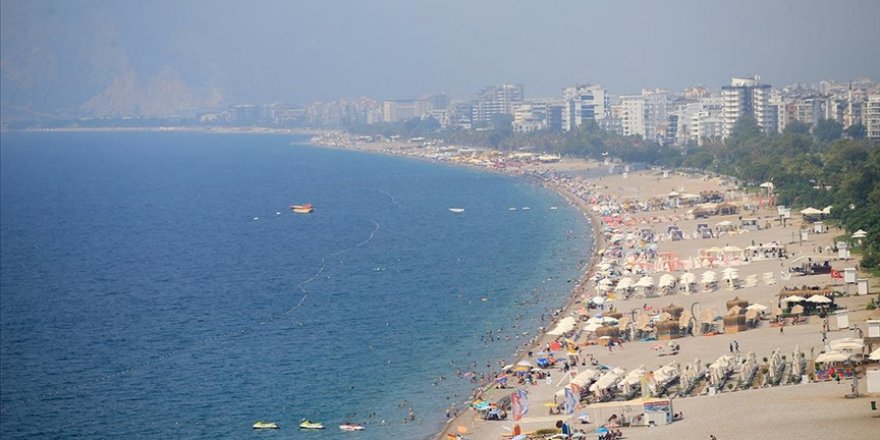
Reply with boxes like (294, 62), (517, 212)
(806, 295), (832, 304)
(548, 317), (577, 336)
(815, 351), (850, 363)
(746, 303), (767, 312)
(829, 338), (864, 353)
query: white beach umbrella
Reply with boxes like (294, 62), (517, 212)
(800, 207), (823, 215)
(680, 272), (696, 284)
(592, 296), (607, 305)
(616, 277), (633, 291)
(806, 295), (832, 304)
(658, 274), (676, 287)
(815, 351), (850, 363)
(721, 268), (739, 280)
(635, 276), (655, 288)
(746, 303), (767, 312)
(701, 271), (717, 283)
(869, 348), (880, 361)
(597, 278), (614, 291)
(852, 230), (868, 238)
(782, 295), (807, 303)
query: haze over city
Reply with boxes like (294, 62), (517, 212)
(2, 0), (880, 120)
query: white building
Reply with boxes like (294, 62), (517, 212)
(561, 84), (608, 131)
(472, 84), (524, 123)
(512, 102), (548, 133)
(866, 94), (880, 138)
(618, 95), (646, 137)
(721, 75), (777, 138)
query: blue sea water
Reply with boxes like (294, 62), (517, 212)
(0, 131), (591, 439)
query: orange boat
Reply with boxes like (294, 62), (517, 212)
(290, 203), (314, 214)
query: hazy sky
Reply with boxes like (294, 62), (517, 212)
(2, 0), (879, 114)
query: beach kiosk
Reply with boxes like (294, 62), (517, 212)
(837, 241), (850, 260)
(740, 218), (760, 231)
(844, 268), (857, 284)
(643, 399), (673, 426)
(857, 278), (869, 295)
(834, 310), (850, 331)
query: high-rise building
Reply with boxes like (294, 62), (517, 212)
(471, 84), (524, 123)
(618, 95), (645, 137)
(866, 94), (880, 139)
(642, 89), (669, 142)
(561, 84), (608, 131)
(721, 76), (777, 138)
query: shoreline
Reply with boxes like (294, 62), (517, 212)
(302, 136), (879, 440)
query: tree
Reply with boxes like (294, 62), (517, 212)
(813, 119), (843, 143)
(845, 123), (867, 140)
(783, 120), (811, 136)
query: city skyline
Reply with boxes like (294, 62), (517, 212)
(2, 0), (880, 120)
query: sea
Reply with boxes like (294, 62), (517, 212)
(0, 131), (592, 440)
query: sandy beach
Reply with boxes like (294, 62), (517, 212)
(303, 135), (880, 440)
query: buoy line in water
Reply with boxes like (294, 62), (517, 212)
(0, 217), (382, 415)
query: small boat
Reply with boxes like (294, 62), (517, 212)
(300, 420), (325, 430)
(521, 207), (531, 210)
(339, 423), (365, 431)
(549, 206), (558, 210)
(448, 208), (465, 213)
(290, 203), (314, 214)
(508, 207), (517, 211)
(253, 421), (279, 429)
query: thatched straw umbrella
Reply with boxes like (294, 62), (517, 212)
(656, 320), (681, 339)
(596, 326), (621, 338)
(726, 296), (749, 310)
(662, 303), (684, 319)
(723, 313), (747, 333)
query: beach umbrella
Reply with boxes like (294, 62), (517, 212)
(806, 295), (832, 304)
(869, 348), (880, 361)
(680, 272), (696, 284)
(815, 351), (850, 363)
(616, 277), (633, 291)
(658, 274), (676, 287)
(782, 295), (806, 303)
(852, 229), (868, 239)
(722, 245), (743, 253)
(592, 296), (606, 305)
(514, 360), (535, 371)
(635, 276), (654, 288)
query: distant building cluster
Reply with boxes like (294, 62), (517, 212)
(201, 76), (880, 142)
